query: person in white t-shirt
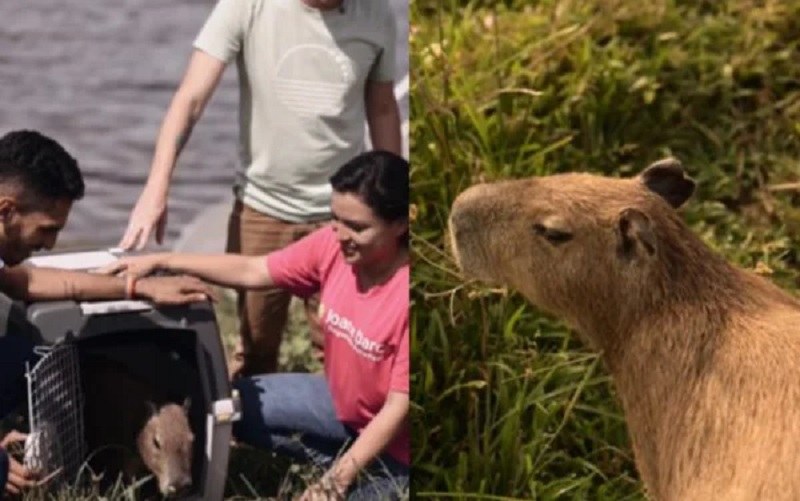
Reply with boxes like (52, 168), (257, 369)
(117, 0), (402, 379)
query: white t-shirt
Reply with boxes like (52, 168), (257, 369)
(194, 0), (397, 223)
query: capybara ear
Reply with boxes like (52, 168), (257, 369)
(182, 397), (192, 415)
(617, 208), (657, 260)
(639, 157), (695, 208)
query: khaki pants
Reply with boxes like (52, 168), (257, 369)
(225, 200), (329, 378)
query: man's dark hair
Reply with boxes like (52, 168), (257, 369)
(330, 150), (409, 245)
(0, 130), (85, 205)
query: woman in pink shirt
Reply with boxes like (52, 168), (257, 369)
(102, 150), (409, 500)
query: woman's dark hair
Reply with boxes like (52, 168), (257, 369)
(0, 130), (85, 206)
(330, 150), (409, 245)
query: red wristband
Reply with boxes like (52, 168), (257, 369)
(125, 275), (137, 299)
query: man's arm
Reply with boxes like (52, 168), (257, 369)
(0, 266), (128, 302)
(145, 50), (227, 199)
(0, 265), (213, 304)
(365, 80), (402, 156)
(121, 0), (248, 250)
(118, 50), (227, 250)
(145, 0), (247, 203)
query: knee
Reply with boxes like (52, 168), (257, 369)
(231, 375), (290, 444)
(231, 374), (321, 442)
(231, 377), (263, 443)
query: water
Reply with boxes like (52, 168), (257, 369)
(0, 0), (409, 249)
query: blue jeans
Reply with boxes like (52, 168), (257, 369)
(232, 374), (409, 500)
(0, 333), (37, 419)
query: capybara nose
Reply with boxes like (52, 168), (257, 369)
(450, 184), (493, 236)
(448, 207), (472, 236)
(163, 480), (190, 498)
(452, 183), (490, 212)
(173, 476), (192, 492)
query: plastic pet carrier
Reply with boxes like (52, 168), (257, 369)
(1, 249), (240, 500)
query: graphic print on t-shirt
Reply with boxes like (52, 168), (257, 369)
(319, 301), (392, 362)
(273, 44), (356, 118)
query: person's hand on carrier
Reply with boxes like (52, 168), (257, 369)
(95, 253), (221, 304)
(132, 275), (217, 305)
(95, 254), (169, 280)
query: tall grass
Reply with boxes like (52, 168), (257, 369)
(410, 0), (800, 498)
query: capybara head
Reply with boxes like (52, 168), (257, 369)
(448, 158), (697, 346)
(137, 398), (194, 497)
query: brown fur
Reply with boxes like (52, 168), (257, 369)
(448, 158), (800, 501)
(81, 355), (193, 498)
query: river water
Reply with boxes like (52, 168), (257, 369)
(0, 0), (409, 249)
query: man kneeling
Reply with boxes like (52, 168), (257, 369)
(0, 130), (212, 497)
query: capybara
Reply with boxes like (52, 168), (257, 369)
(448, 158), (800, 501)
(81, 354), (193, 498)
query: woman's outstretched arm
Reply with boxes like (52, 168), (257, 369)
(98, 252), (274, 290)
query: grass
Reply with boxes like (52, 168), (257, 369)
(410, 0), (800, 499)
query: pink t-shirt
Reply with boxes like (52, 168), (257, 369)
(266, 226), (409, 465)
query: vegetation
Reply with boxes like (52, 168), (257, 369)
(410, 0), (800, 499)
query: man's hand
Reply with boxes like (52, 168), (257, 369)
(1, 431), (39, 496)
(136, 275), (216, 305)
(119, 187), (169, 251)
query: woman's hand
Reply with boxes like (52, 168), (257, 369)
(296, 473), (348, 501)
(95, 254), (170, 279)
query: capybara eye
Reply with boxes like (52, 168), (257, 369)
(532, 224), (572, 244)
(153, 436), (161, 450)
